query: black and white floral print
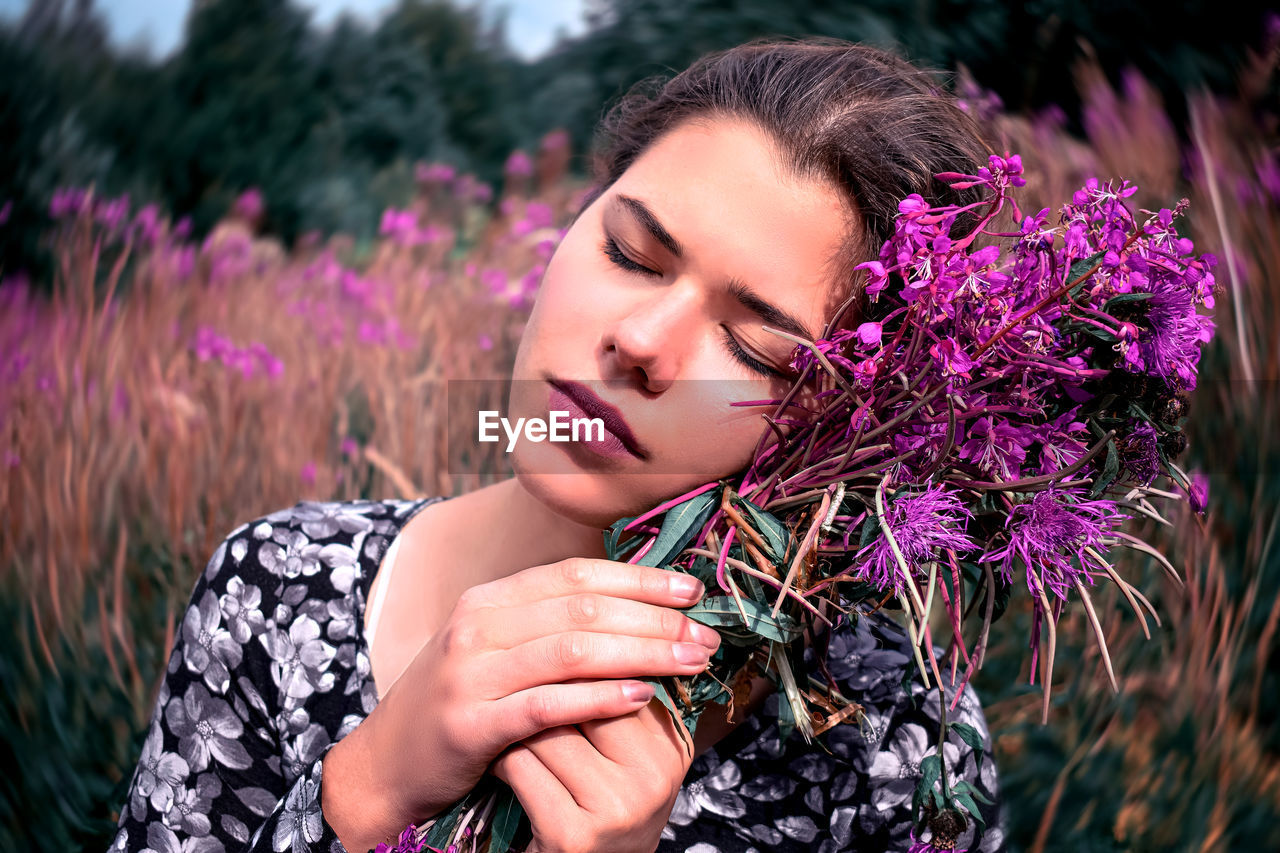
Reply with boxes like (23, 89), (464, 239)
(112, 497), (1006, 853)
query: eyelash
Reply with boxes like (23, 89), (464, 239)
(600, 235), (787, 380)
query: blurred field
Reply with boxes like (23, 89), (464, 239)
(2, 36), (1280, 853)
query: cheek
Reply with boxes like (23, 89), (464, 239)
(648, 382), (777, 476)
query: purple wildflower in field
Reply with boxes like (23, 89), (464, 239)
(534, 238), (558, 262)
(542, 129), (569, 151)
(50, 188), (88, 219)
(300, 461), (317, 487)
(132, 204), (162, 245)
(504, 149), (533, 177)
(380, 208), (419, 246)
(982, 489), (1124, 600)
(191, 328), (282, 379)
(853, 484), (977, 593)
(416, 162), (456, 184)
(233, 188), (264, 222)
(480, 268), (507, 297)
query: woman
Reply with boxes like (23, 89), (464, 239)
(111, 38), (1006, 853)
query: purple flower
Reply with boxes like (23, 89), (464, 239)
(789, 329), (856, 375)
(929, 337), (979, 384)
(1181, 470), (1209, 515)
(1119, 421), (1160, 485)
(504, 149), (533, 177)
(958, 416), (1036, 481)
(1118, 281), (1213, 390)
(855, 321), (883, 349)
(415, 161), (456, 183)
(0, 200), (11, 225)
(233, 188), (264, 221)
(380, 208), (418, 245)
(981, 488), (1125, 600)
(132, 204), (162, 245)
(50, 188), (88, 219)
(853, 484), (978, 593)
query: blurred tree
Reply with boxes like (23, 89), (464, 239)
(521, 0), (1271, 163)
(162, 0), (325, 240)
(301, 14), (450, 236)
(376, 0), (521, 187)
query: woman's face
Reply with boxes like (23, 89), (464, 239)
(508, 116), (852, 529)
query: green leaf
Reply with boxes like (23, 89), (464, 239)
(485, 786), (524, 853)
(916, 753), (942, 806)
(422, 794), (471, 848)
(1067, 251), (1107, 286)
(949, 722), (987, 773)
(1091, 437), (1120, 498)
(602, 516), (645, 562)
(1104, 291), (1155, 309)
(952, 790), (987, 829)
(777, 680), (795, 742)
(733, 496), (790, 563)
(637, 488), (721, 568)
(683, 596), (803, 643)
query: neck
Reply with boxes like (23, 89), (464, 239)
(462, 477), (612, 582)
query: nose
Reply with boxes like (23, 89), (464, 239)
(601, 281), (703, 392)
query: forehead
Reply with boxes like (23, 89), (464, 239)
(606, 117), (853, 323)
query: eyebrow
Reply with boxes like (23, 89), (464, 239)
(613, 194), (816, 342)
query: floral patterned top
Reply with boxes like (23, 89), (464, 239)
(110, 497), (1007, 853)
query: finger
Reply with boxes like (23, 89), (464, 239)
(578, 700), (691, 768)
(477, 592), (721, 651)
(520, 727), (610, 807)
(473, 558), (704, 610)
(489, 632), (712, 694)
(487, 679), (655, 746)
(491, 745), (580, 819)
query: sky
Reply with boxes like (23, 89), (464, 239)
(0, 0), (589, 60)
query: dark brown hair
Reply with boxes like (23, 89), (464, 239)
(579, 36), (992, 331)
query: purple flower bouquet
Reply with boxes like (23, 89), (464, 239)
(390, 154), (1218, 852)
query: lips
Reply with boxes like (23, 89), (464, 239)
(548, 379), (647, 459)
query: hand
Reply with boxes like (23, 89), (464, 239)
(490, 696), (696, 853)
(322, 558), (719, 851)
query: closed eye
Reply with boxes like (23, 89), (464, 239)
(601, 233), (791, 380)
(601, 235), (659, 276)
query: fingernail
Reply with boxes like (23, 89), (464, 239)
(669, 574), (703, 599)
(673, 642), (711, 665)
(623, 682), (654, 703)
(691, 623), (719, 648)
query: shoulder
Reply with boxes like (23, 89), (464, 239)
(200, 497), (440, 600)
